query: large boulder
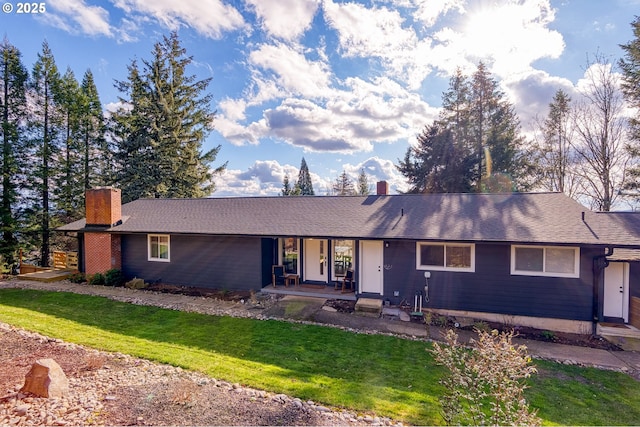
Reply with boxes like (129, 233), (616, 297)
(20, 358), (69, 398)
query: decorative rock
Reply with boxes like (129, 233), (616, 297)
(15, 404), (29, 416)
(20, 359), (69, 398)
(322, 305), (338, 312)
(399, 311), (411, 322)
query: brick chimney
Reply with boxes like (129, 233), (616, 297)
(376, 181), (389, 195)
(86, 187), (122, 226)
(84, 188), (122, 276)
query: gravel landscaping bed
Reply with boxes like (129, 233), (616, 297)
(0, 323), (398, 426)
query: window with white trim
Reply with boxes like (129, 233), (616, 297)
(148, 234), (170, 262)
(416, 242), (475, 272)
(511, 245), (579, 278)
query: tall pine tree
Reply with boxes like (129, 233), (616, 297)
(332, 170), (355, 195)
(112, 32), (226, 202)
(28, 40), (61, 266)
(620, 16), (640, 192)
(54, 67), (83, 222)
(295, 157), (314, 195)
(398, 63), (531, 193)
(79, 69), (108, 190)
(0, 38), (28, 267)
(357, 168), (370, 195)
(534, 89), (580, 196)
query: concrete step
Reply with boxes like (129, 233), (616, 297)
(355, 298), (382, 316)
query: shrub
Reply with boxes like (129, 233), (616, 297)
(124, 277), (147, 289)
(104, 269), (124, 287)
(541, 330), (556, 341)
(88, 273), (105, 286)
(67, 272), (86, 284)
(431, 328), (541, 426)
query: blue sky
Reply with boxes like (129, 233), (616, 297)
(2, 0), (639, 196)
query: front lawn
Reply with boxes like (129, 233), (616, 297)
(0, 288), (639, 425)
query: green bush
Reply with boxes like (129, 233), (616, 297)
(67, 272), (86, 284)
(104, 269), (124, 287)
(88, 273), (105, 286)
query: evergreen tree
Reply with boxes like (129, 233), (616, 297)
(112, 32), (226, 202)
(470, 63), (531, 191)
(397, 63), (531, 193)
(28, 40), (61, 266)
(333, 170), (355, 196)
(357, 168), (370, 195)
(111, 60), (156, 203)
(0, 38), (28, 267)
(281, 173), (298, 196)
(79, 70), (108, 189)
(397, 122), (474, 193)
(54, 67), (83, 222)
(619, 17), (640, 192)
(295, 157), (314, 195)
(534, 89), (580, 196)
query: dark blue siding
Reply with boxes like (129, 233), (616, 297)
(121, 234), (264, 291)
(383, 242), (596, 321)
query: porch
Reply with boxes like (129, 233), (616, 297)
(262, 283), (357, 301)
(17, 251), (78, 282)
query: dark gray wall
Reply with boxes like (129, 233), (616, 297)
(631, 262), (640, 299)
(382, 242), (596, 321)
(121, 234), (265, 290)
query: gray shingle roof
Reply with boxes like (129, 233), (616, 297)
(57, 192), (640, 247)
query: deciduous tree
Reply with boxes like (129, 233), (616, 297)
(572, 54), (629, 211)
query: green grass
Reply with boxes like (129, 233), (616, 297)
(1, 288), (639, 425)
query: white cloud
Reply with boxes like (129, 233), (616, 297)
(214, 156), (407, 197)
(442, 0), (565, 78)
(219, 98), (247, 121)
(214, 160), (325, 196)
(502, 70), (575, 133)
(248, 42), (332, 99)
(246, 0), (320, 40)
(411, 0), (466, 27)
(215, 73), (437, 152)
(323, 0), (417, 58)
(323, 0), (433, 88)
(214, 116), (266, 146)
(44, 0), (112, 37)
(112, 0), (247, 39)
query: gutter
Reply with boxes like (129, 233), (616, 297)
(592, 247), (614, 335)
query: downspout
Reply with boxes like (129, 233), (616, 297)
(592, 247), (614, 335)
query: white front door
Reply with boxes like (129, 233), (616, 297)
(360, 240), (383, 294)
(604, 262), (629, 322)
(304, 239), (327, 282)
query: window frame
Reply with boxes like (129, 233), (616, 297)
(148, 234), (171, 262)
(510, 245), (580, 278)
(415, 242), (475, 272)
